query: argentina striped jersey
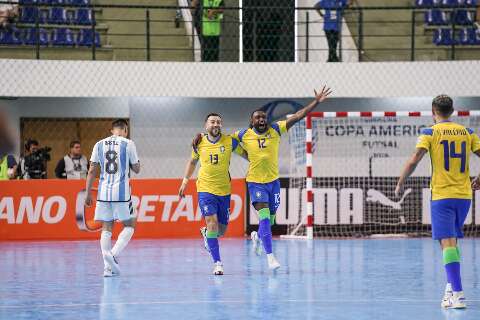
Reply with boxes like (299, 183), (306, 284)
(90, 135), (139, 202)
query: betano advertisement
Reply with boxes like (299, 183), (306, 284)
(0, 179), (246, 240)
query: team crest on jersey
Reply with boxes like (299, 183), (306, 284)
(220, 146), (225, 153)
(265, 133), (271, 138)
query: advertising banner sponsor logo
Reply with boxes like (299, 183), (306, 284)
(0, 179), (246, 240)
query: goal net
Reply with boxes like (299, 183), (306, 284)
(285, 111), (480, 239)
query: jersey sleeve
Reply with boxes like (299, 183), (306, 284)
(90, 142), (100, 163)
(191, 147), (200, 160)
(277, 120), (288, 134)
(416, 128), (433, 150)
(127, 141), (140, 164)
(471, 132), (480, 153)
(231, 137), (246, 157)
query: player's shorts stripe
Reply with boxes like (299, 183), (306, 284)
(420, 128), (434, 136)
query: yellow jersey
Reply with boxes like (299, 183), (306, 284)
(233, 120), (288, 183)
(416, 121), (480, 200)
(192, 134), (244, 196)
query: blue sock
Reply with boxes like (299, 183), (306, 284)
(258, 208), (273, 254)
(206, 231), (220, 263)
(443, 247), (462, 292)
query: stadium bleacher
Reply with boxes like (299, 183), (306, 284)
(416, 0), (479, 46)
(0, 0), (100, 47)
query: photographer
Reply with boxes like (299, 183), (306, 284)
(55, 140), (88, 179)
(18, 139), (51, 179)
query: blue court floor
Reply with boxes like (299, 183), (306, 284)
(0, 238), (479, 320)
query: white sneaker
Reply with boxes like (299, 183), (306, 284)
(103, 267), (119, 277)
(213, 261), (224, 275)
(200, 227), (210, 253)
(251, 231), (263, 256)
(104, 251), (120, 275)
(267, 254), (281, 270)
(441, 291), (466, 309)
(441, 283), (453, 306)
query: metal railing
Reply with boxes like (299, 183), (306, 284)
(0, 2), (478, 62)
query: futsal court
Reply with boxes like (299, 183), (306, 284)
(1, 238), (478, 320)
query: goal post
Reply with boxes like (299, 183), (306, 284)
(282, 110), (480, 239)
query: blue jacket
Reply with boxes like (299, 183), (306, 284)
(315, 0), (348, 32)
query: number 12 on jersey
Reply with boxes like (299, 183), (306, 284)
(440, 140), (466, 173)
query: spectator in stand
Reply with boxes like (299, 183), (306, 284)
(315, 0), (351, 62)
(0, 0), (19, 30)
(55, 140), (89, 179)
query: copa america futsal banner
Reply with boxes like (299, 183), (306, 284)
(0, 179), (246, 240)
(247, 115), (480, 235)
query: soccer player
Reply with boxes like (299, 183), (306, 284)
(85, 119), (140, 277)
(179, 113), (247, 275)
(232, 86), (331, 270)
(395, 95), (480, 309)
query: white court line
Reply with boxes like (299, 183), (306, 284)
(1, 299), (479, 309)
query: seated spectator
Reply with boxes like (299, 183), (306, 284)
(0, 154), (17, 180)
(0, 0), (19, 30)
(55, 140), (89, 179)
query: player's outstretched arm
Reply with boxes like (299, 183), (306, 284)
(395, 148), (427, 197)
(85, 162), (99, 207)
(179, 158), (198, 198)
(285, 85), (332, 130)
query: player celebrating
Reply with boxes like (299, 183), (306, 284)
(179, 113), (247, 275)
(395, 95), (480, 309)
(233, 86), (331, 270)
(85, 119), (140, 277)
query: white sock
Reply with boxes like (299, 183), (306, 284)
(100, 231), (112, 268)
(111, 227), (134, 257)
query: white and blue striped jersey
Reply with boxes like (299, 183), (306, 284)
(90, 135), (139, 202)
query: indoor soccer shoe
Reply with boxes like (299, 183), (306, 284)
(267, 254), (281, 270)
(213, 261), (224, 275)
(104, 251), (121, 275)
(250, 231), (263, 256)
(441, 292), (466, 309)
(441, 283), (453, 306)
(200, 227), (210, 253)
(103, 267), (119, 277)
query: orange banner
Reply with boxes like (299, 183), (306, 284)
(0, 179), (246, 240)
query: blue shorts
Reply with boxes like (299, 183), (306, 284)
(247, 179), (281, 214)
(198, 192), (230, 226)
(431, 198), (471, 240)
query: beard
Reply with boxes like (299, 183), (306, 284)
(209, 127), (221, 137)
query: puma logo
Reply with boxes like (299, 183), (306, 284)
(366, 188), (412, 210)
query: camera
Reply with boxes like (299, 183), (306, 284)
(23, 146), (52, 179)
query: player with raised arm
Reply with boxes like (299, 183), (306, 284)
(85, 119), (141, 277)
(179, 113), (247, 275)
(395, 95), (480, 309)
(232, 86), (332, 270)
